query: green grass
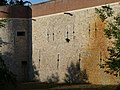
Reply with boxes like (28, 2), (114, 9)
(0, 82), (118, 90)
(50, 84), (117, 90)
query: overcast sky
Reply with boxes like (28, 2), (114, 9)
(29, 0), (49, 4)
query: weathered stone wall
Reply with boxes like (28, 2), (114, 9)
(0, 0), (120, 84)
(0, 6), (32, 82)
(32, 2), (120, 84)
(0, 19), (31, 81)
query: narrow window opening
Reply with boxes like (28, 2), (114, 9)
(53, 33), (54, 41)
(89, 24), (90, 38)
(17, 31), (25, 36)
(73, 31), (75, 39)
(95, 22), (97, 37)
(79, 53), (81, 62)
(38, 49), (41, 68)
(21, 61), (27, 65)
(57, 54), (60, 69)
(47, 33), (49, 42)
(65, 30), (70, 43)
(99, 52), (104, 68)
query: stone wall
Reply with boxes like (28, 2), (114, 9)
(0, 6), (32, 82)
(32, 2), (120, 84)
(0, 0), (120, 84)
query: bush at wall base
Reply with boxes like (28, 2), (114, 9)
(0, 56), (16, 85)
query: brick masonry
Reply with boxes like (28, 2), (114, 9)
(32, 0), (120, 17)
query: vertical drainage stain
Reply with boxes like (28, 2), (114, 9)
(99, 51), (104, 68)
(100, 51), (102, 63)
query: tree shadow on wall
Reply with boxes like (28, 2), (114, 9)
(0, 53), (16, 85)
(64, 62), (89, 84)
(46, 72), (59, 84)
(31, 61), (40, 81)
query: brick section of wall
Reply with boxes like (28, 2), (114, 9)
(0, 6), (32, 18)
(32, 0), (120, 17)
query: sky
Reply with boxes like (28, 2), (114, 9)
(29, 0), (49, 4)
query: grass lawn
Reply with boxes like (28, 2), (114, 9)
(0, 82), (118, 90)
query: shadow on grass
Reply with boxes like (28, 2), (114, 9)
(0, 83), (118, 90)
